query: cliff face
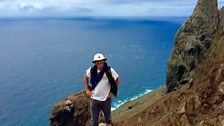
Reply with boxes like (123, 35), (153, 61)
(219, 7), (224, 34)
(166, 0), (219, 92)
(49, 0), (224, 125)
(49, 91), (91, 126)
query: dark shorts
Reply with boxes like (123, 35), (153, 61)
(90, 98), (112, 126)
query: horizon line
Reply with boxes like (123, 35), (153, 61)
(0, 16), (188, 20)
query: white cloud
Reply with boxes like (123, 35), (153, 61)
(0, 0), (223, 17)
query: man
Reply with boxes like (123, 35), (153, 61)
(83, 53), (120, 126)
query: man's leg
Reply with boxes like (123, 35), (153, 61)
(90, 99), (101, 126)
(101, 98), (112, 125)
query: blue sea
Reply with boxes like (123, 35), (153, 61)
(0, 17), (185, 126)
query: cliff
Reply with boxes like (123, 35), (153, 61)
(49, 91), (90, 126)
(166, 0), (219, 92)
(49, 0), (224, 125)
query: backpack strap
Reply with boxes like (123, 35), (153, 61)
(89, 65), (97, 90)
(107, 66), (112, 76)
(90, 65), (97, 78)
(106, 66), (118, 96)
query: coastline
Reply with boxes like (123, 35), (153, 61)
(111, 86), (166, 123)
(111, 89), (153, 111)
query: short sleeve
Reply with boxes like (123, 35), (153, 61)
(110, 68), (119, 80)
(86, 67), (91, 78)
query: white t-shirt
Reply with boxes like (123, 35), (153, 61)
(86, 67), (119, 101)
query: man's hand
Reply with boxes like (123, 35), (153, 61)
(107, 92), (114, 99)
(86, 89), (93, 97)
(84, 74), (93, 97)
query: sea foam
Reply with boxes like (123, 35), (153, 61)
(111, 89), (152, 111)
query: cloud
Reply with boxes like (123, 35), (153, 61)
(18, 3), (43, 11)
(0, 0), (223, 17)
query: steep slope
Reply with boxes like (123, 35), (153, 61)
(112, 34), (224, 126)
(166, 0), (219, 92)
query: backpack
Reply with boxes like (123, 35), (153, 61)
(90, 66), (112, 78)
(90, 66), (117, 96)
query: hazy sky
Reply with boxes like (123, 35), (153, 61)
(0, 0), (224, 17)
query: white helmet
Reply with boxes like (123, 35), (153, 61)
(92, 53), (107, 63)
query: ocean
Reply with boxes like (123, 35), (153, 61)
(0, 17), (185, 126)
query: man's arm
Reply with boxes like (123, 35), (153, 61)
(83, 74), (93, 97)
(116, 76), (120, 87)
(108, 76), (120, 98)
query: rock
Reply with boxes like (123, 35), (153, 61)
(49, 91), (90, 126)
(218, 82), (224, 94)
(219, 7), (224, 34)
(166, 0), (219, 92)
(98, 123), (106, 126)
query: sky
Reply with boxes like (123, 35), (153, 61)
(0, 0), (224, 17)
